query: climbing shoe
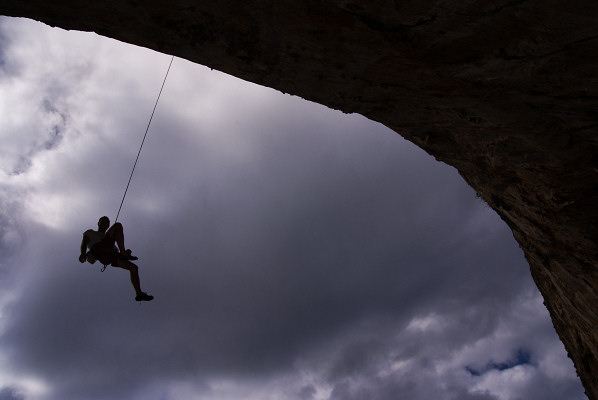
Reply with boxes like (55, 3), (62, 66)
(135, 292), (154, 301)
(122, 249), (138, 261)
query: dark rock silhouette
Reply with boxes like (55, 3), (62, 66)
(2, 1), (597, 398)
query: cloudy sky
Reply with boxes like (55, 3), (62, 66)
(0, 16), (587, 400)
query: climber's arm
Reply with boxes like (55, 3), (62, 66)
(79, 234), (89, 263)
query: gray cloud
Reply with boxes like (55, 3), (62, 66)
(0, 387), (25, 400)
(0, 15), (587, 400)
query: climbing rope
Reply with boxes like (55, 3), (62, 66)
(114, 55), (175, 224)
(98, 55), (174, 273)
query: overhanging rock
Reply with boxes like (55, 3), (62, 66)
(2, 1), (597, 398)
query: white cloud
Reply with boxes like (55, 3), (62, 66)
(0, 15), (587, 400)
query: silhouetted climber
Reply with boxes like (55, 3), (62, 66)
(79, 216), (153, 301)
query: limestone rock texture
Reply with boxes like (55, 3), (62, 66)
(2, 0), (597, 397)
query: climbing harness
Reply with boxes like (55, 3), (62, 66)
(98, 55), (175, 272)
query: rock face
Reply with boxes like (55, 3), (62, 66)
(2, 0), (597, 397)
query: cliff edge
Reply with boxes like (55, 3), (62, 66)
(2, 1), (597, 398)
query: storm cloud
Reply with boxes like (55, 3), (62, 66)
(0, 16), (586, 400)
